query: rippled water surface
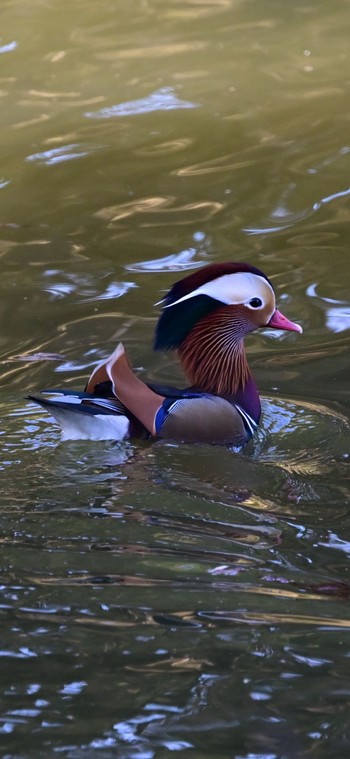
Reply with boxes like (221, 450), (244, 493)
(1, 0), (350, 756)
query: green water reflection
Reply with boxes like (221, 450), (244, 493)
(1, 0), (350, 756)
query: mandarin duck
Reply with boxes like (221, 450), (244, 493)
(29, 262), (302, 445)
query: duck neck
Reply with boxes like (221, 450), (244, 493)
(178, 307), (261, 423)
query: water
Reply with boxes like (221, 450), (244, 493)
(1, 0), (350, 756)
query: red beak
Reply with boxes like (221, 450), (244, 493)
(268, 309), (303, 333)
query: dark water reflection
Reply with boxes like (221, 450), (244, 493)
(2, 391), (350, 755)
(1, 0), (350, 756)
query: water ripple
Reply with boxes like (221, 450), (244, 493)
(136, 137), (193, 156)
(125, 248), (206, 273)
(198, 610), (350, 629)
(0, 41), (17, 54)
(26, 143), (103, 166)
(253, 396), (350, 470)
(312, 186), (350, 212)
(306, 283), (350, 333)
(85, 87), (199, 119)
(175, 153), (260, 177)
(96, 196), (224, 225)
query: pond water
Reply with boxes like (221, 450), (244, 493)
(1, 0), (350, 756)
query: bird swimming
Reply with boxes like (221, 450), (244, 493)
(29, 262), (302, 445)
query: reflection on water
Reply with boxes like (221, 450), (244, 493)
(26, 142), (103, 165)
(1, 0), (350, 755)
(1, 386), (350, 755)
(85, 87), (199, 118)
(95, 196), (224, 226)
(306, 282), (350, 333)
(125, 247), (207, 273)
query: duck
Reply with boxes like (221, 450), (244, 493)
(29, 262), (302, 446)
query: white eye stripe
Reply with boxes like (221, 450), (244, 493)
(164, 272), (275, 309)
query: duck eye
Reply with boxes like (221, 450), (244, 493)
(249, 297), (263, 308)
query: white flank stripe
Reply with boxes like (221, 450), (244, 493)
(234, 404), (257, 436)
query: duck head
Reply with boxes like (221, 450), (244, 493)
(155, 262), (302, 396)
